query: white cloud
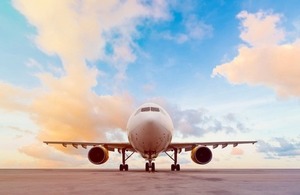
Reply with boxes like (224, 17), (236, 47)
(238, 10), (285, 46)
(212, 10), (300, 98)
(0, 0), (172, 167)
(13, 0), (170, 82)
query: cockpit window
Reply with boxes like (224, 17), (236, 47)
(151, 107), (160, 112)
(140, 106), (160, 112)
(141, 107), (150, 112)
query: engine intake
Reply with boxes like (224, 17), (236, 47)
(191, 146), (212, 165)
(88, 146), (109, 165)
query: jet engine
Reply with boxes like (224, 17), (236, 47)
(88, 146), (109, 165)
(191, 146), (212, 165)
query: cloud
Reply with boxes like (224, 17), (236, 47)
(18, 142), (88, 167)
(0, 0), (172, 166)
(238, 11), (285, 46)
(0, 82), (32, 112)
(212, 10), (300, 98)
(142, 83), (156, 93)
(105, 129), (127, 142)
(257, 137), (300, 159)
(231, 147), (244, 155)
(184, 15), (213, 40)
(3, 125), (34, 135)
(161, 14), (212, 43)
(149, 101), (250, 137)
(13, 0), (170, 82)
(223, 113), (249, 132)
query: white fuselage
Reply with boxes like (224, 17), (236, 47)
(126, 103), (173, 160)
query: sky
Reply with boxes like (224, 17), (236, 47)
(0, 0), (300, 169)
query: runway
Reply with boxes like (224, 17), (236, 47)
(0, 169), (299, 194)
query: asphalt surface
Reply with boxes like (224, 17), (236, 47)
(0, 169), (299, 194)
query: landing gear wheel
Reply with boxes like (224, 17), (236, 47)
(171, 164), (175, 171)
(176, 164), (180, 171)
(171, 164), (180, 171)
(119, 164), (128, 171)
(151, 162), (155, 172)
(145, 162), (150, 171)
(124, 164), (129, 171)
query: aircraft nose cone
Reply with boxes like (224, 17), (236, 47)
(144, 119), (158, 131)
(146, 120), (154, 126)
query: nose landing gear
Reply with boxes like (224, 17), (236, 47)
(145, 162), (155, 172)
(145, 151), (155, 172)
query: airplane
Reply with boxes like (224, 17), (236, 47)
(44, 102), (257, 171)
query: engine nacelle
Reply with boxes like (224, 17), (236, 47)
(88, 146), (109, 165)
(191, 146), (212, 165)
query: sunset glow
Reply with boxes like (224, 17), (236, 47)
(1, 0), (299, 168)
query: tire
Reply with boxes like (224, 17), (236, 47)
(171, 164), (175, 171)
(145, 162), (149, 171)
(119, 164), (123, 171)
(124, 164), (128, 171)
(151, 163), (155, 172)
(176, 164), (180, 171)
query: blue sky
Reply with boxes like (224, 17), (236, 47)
(0, 0), (300, 168)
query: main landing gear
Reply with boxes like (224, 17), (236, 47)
(165, 148), (180, 171)
(119, 164), (128, 171)
(119, 148), (134, 171)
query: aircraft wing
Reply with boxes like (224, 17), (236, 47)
(166, 141), (257, 152)
(43, 141), (135, 152)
